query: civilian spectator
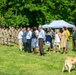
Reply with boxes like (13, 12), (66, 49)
(22, 28), (27, 52)
(31, 27), (38, 54)
(38, 25), (45, 56)
(18, 28), (23, 51)
(66, 27), (70, 50)
(46, 28), (52, 51)
(72, 26), (76, 50)
(60, 26), (68, 54)
(53, 29), (61, 53)
(26, 27), (32, 53)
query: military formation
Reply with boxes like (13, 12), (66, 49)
(0, 26), (19, 46)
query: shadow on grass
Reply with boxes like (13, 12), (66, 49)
(63, 68), (76, 73)
(71, 68), (76, 72)
(72, 50), (76, 52)
(10, 44), (14, 47)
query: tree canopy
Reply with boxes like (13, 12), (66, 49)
(0, 0), (76, 27)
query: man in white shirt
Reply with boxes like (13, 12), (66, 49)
(18, 28), (23, 51)
(26, 27), (32, 53)
(38, 25), (45, 56)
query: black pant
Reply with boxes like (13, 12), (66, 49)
(51, 39), (53, 48)
(23, 42), (27, 52)
(38, 38), (44, 55)
(27, 39), (32, 53)
(73, 39), (76, 50)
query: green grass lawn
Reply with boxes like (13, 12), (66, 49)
(0, 38), (76, 75)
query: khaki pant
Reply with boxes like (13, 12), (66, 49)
(7, 38), (11, 46)
(18, 39), (23, 51)
(4, 38), (10, 45)
(0, 37), (2, 44)
(2, 38), (4, 45)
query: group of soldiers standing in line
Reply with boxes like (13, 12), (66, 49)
(0, 26), (19, 46)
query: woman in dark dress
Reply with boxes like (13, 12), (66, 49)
(46, 28), (52, 51)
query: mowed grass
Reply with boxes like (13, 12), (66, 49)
(0, 38), (76, 75)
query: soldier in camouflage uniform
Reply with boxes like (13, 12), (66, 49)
(6, 28), (11, 46)
(15, 28), (18, 44)
(0, 27), (2, 44)
(16, 28), (20, 44)
(9, 26), (12, 44)
(13, 28), (17, 44)
(4, 28), (8, 45)
(1, 28), (5, 45)
(11, 26), (14, 43)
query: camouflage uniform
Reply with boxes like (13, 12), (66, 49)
(4, 29), (8, 45)
(9, 27), (12, 43)
(15, 28), (20, 44)
(0, 28), (2, 44)
(13, 28), (17, 43)
(14, 29), (18, 44)
(6, 28), (11, 46)
(11, 27), (14, 43)
(1, 28), (5, 45)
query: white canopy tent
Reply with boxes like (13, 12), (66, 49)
(42, 24), (50, 28)
(42, 20), (75, 28)
(48, 20), (75, 28)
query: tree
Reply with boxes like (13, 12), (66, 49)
(0, 0), (75, 27)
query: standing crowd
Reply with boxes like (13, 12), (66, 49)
(0, 26), (76, 56)
(17, 25), (76, 56)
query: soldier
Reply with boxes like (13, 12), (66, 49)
(9, 26), (12, 45)
(16, 28), (19, 44)
(4, 28), (8, 45)
(5, 28), (8, 45)
(7, 28), (11, 46)
(12, 27), (14, 43)
(11, 26), (14, 43)
(16, 28), (20, 44)
(14, 28), (17, 44)
(2, 28), (5, 45)
(0, 27), (2, 44)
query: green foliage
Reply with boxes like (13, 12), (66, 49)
(0, 0), (76, 27)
